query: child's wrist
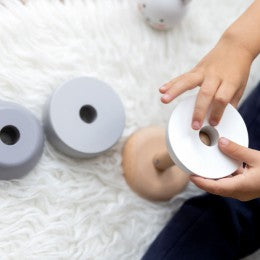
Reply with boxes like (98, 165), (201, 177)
(221, 29), (257, 62)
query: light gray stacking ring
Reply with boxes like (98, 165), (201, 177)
(0, 101), (44, 180)
(44, 77), (125, 158)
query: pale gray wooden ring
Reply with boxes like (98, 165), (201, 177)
(44, 77), (125, 158)
(0, 101), (44, 180)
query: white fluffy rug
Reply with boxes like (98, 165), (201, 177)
(0, 0), (259, 259)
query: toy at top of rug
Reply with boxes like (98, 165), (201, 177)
(43, 77), (125, 158)
(0, 101), (44, 180)
(137, 0), (192, 30)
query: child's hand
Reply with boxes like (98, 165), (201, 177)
(190, 138), (260, 201)
(160, 34), (253, 130)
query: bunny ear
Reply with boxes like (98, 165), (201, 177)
(182, 0), (192, 5)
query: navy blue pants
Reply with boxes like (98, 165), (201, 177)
(142, 83), (260, 260)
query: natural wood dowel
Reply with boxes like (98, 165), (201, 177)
(152, 131), (211, 172)
(153, 150), (175, 171)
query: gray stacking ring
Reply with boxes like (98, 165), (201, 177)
(43, 77), (125, 158)
(0, 101), (44, 180)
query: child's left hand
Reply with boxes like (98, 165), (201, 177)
(190, 138), (260, 201)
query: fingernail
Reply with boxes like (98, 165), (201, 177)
(210, 119), (218, 126)
(160, 85), (166, 91)
(192, 121), (201, 130)
(219, 137), (229, 146)
(161, 94), (170, 101)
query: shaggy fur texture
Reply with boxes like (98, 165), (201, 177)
(0, 0), (259, 259)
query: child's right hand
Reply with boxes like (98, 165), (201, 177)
(190, 138), (260, 201)
(160, 32), (254, 130)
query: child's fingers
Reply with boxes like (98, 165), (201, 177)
(209, 83), (238, 126)
(161, 73), (203, 103)
(190, 174), (246, 198)
(191, 77), (221, 130)
(159, 73), (188, 93)
(218, 138), (259, 165)
(230, 88), (244, 108)
(232, 166), (244, 176)
(190, 175), (235, 197)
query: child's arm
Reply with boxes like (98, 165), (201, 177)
(160, 0), (260, 129)
(160, 1), (260, 200)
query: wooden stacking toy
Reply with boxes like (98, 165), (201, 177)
(122, 95), (248, 201)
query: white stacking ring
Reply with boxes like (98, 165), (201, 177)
(166, 95), (249, 179)
(0, 101), (44, 180)
(44, 77), (125, 158)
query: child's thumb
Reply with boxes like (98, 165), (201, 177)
(218, 137), (257, 165)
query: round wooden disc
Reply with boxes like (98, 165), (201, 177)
(122, 127), (189, 201)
